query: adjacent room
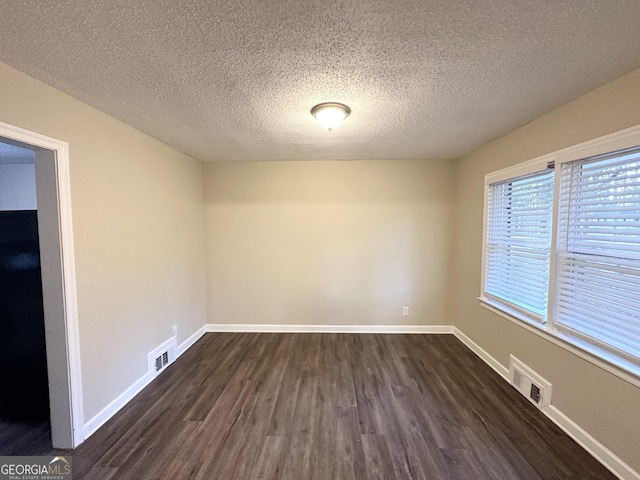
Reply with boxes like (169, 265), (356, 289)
(0, 1), (639, 479)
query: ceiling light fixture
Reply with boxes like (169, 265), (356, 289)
(311, 102), (351, 131)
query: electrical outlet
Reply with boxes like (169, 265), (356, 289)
(402, 306), (409, 316)
(172, 325), (178, 336)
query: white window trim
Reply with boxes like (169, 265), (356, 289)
(479, 123), (640, 389)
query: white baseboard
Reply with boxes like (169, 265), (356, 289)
(82, 370), (152, 439)
(452, 327), (509, 380)
(543, 406), (640, 480)
(206, 323), (454, 334)
(83, 326), (206, 440)
(178, 325), (207, 356)
(452, 327), (638, 480)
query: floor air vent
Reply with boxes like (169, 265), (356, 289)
(509, 355), (552, 409)
(148, 337), (177, 378)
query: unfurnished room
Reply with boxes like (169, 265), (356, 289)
(0, 1), (639, 479)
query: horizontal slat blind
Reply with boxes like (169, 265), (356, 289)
(484, 169), (554, 320)
(554, 148), (640, 365)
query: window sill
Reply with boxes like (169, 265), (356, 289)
(477, 296), (640, 390)
(479, 296), (544, 328)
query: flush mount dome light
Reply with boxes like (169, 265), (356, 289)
(311, 102), (351, 131)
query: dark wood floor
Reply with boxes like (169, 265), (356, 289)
(0, 417), (51, 455)
(6, 333), (615, 479)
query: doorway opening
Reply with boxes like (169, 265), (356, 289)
(0, 123), (83, 450)
(0, 141), (50, 452)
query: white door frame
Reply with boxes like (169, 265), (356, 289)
(0, 121), (84, 448)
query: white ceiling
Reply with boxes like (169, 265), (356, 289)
(1, 1), (640, 162)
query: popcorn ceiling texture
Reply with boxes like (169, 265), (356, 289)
(1, 0), (640, 162)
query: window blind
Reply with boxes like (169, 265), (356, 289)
(484, 169), (554, 321)
(554, 148), (640, 365)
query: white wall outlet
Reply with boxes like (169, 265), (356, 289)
(402, 306), (409, 316)
(172, 325), (178, 337)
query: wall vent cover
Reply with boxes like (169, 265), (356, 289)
(154, 351), (170, 373)
(530, 383), (541, 403)
(147, 336), (177, 378)
(513, 368), (523, 389)
(509, 355), (552, 409)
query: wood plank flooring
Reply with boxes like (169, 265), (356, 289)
(4, 333), (616, 479)
(0, 418), (51, 455)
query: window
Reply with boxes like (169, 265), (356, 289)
(481, 132), (640, 380)
(484, 169), (554, 322)
(554, 149), (640, 367)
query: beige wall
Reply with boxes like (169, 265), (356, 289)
(0, 62), (207, 421)
(204, 159), (455, 327)
(452, 67), (640, 472)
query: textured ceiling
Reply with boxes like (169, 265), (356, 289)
(1, 1), (640, 162)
